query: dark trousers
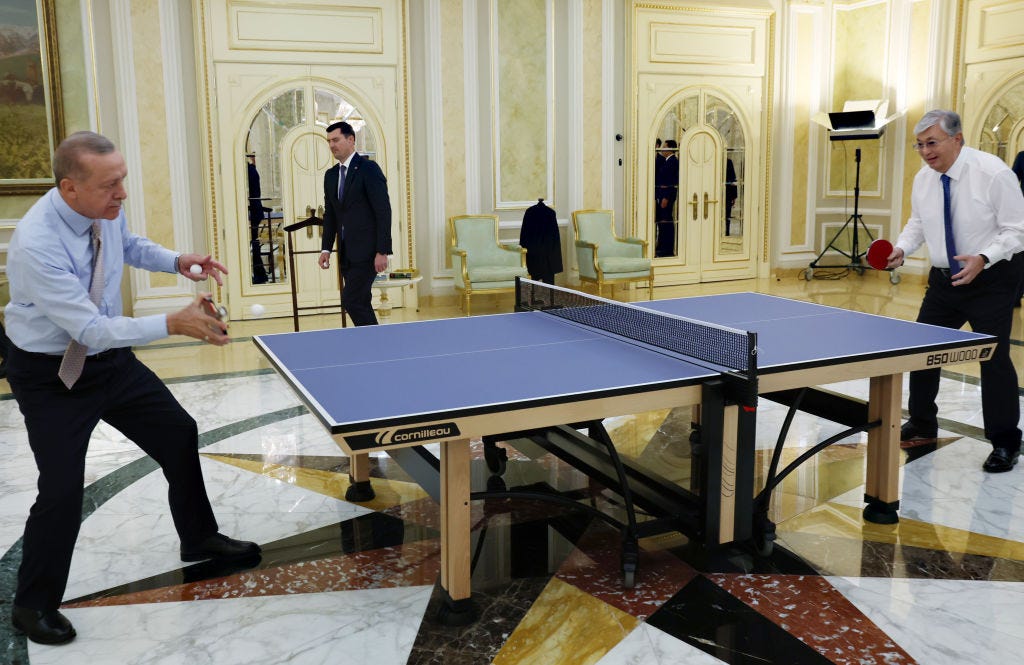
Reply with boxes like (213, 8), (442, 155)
(7, 346), (218, 610)
(341, 258), (379, 326)
(908, 254), (1024, 451)
(655, 221), (676, 257)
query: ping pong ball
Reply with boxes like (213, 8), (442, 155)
(251, 304), (266, 317)
(189, 264), (202, 275)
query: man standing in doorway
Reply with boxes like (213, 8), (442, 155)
(886, 109), (1024, 472)
(318, 121), (392, 326)
(655, 139), (679, 257)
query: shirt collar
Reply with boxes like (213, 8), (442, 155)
(49, 187), (98, 236)
(943, 147), (968, 182)
(340, 152), (356, 170)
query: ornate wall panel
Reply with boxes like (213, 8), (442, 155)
(964, 0), (1024, 62)
(827, 1), (886, 197)
(492, 0), (552, 208)
(227, 3), (383, 53)
(788, 9), (815, 248)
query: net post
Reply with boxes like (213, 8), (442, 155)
(741, 332), (759, 408)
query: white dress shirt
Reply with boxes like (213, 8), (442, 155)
(896, 146), (1024, 268)
(4, 188), (176, 354)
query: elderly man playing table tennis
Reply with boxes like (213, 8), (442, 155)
(885, 109), (1024, 473)
(4, 131), (260, 645)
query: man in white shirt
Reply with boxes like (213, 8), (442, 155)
(886, 109), (1024, 472)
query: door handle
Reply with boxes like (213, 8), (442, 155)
(690, 193), (698, 221)
(305, 206), (314, 238)
(317, 205), (324, 237)
(704, 192), (718, 220)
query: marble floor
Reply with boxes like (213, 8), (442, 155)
(2, 271), (1024, 664)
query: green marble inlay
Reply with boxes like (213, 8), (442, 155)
(0, 404), (307, 660)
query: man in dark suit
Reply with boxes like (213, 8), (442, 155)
(318, 121), (392, 326)
(246, 154), (269, 284)
(655, 139), (679, 257)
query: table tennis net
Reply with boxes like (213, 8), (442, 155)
(515, 278), (756, 381)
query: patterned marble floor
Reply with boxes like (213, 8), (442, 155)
(2, 274), (1024, 664)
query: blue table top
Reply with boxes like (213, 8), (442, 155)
(255, 292), (992, 434)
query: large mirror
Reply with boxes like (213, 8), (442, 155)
(244, 88), (379, 285)
(705, 94), (744, 251)
(652, 92), (745, 259)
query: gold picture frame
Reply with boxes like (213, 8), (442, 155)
(0, 0), (64, 195)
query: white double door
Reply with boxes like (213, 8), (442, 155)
(214, 66), (408, 321)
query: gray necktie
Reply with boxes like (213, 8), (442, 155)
(58, 221), (104, 389)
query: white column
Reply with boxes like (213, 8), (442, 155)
(424, 0), (448, 286)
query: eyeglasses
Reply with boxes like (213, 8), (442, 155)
(912, 136), (953, 151)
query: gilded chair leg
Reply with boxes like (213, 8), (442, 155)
(464, 292), (472, 316)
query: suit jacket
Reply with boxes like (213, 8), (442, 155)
(656, 154), (678, 203)
(247, 163), (265, 225)
(321, 152), (392, 262)
(519, 200), (563, 278)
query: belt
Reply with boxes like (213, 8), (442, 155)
(15, 346), (125, 361)
(933, 267), (953, 277)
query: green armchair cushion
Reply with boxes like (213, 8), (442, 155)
(598, 257), (650, 274)
(468, 265), (528, 282)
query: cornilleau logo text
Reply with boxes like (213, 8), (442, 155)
(378, 423), (461, 444)
(343, 422), (463, 450)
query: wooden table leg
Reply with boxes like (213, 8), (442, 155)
(863, 373), (901, 524)
(437, 437), (477, 625)
(345, 452), (375, 502)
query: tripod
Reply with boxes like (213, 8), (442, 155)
(805, 147), (876, 278)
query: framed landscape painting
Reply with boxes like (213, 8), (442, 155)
(0, 0), (63, 195)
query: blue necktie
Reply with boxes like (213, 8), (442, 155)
(941, 174), (958, 271)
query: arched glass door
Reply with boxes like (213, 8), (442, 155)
(241, 86), (380, 304)
(652, 90), (746, 267)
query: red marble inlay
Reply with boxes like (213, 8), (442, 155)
(711, 574), (916, 664)
(555, 525), (698, 620)
(65, 540), (441, 608)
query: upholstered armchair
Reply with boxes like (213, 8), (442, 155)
(449, 214), (529, 315)
(572, 209), (653, 300)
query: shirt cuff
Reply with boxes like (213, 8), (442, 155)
(980, 248), (1004, 265)
(146, 313), (171, 341)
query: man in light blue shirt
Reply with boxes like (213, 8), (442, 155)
(4, 131), (260, 646)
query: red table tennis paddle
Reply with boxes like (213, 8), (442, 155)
(866, 239), (894, 270)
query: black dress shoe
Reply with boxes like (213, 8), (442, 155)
(11, 606), (76, 645)
(982, 447), (1020, 473)
(900, 421), (937, 449)
(181, 533), (261, 562)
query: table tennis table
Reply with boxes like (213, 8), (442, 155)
(254, 278), (995, 624)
